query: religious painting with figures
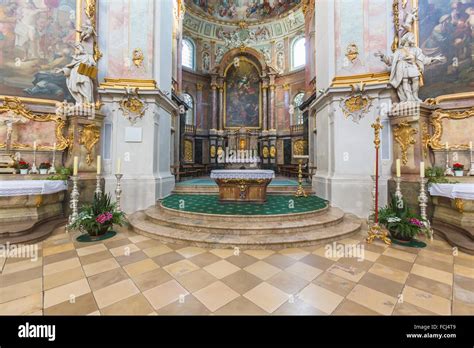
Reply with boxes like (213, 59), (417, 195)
(0, 0), (76, 102)
(419, 0), (474, 99)
(225, 59), (260, 129)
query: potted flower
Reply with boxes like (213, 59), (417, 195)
(39, 162), (51, 175)
(378, 196), (431, 243)
(18, 161), (30, 175)
(452, 163), (464, 176)
(70, 193), (125, 239)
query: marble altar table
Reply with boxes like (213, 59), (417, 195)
(210, 169), (275, 203)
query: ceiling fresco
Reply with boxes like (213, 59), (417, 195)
(185, 0), (303, 24)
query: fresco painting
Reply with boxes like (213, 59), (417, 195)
(225, 60), (260, 128)
(0, 0), (76, 101)
(419, 0), (474, 98)
(187, 0), (302, 23)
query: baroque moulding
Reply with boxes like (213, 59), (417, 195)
(340, 95), (372, 124)
(79, 124), (100, 165)
(345, 43), (359, 63)
(394, 121), (417, 165)
(0, 97), (71, 151)
(427, 107), (474, 151)
(119, 87), (148, 125)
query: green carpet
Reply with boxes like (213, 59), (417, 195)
(161, 194), (328, 215)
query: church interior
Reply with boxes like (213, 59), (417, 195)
(0, 0), (473, 318)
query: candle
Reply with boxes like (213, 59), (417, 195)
(33, 141), (37, 151)
(470, 141), (472, 151)
(73, 156), (78, 176)
(97, 156), (101, 175)
(420, 161), (425, 178)
(53, 142), (56, 151)
(445, 142), (449, 150)
(396, 159), (401, 178)
(116, 158), (121, 174)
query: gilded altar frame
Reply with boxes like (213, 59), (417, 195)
(223, 57), (263, 130)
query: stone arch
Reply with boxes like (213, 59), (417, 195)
(216, 47), (269, 78)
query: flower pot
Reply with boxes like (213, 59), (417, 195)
(20, 169), (28, 175)
(454, 170), (464, 177)
(39, 169), (48, 175)
(388, 229), (413, 243)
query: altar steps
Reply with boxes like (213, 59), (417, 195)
(433, 219), (474, 255)
(128, 204), (361, 249)
(0, 216), (67, 245)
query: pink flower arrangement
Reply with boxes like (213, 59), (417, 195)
(409, 218), (423, 227)
(96, 212), (113, 224)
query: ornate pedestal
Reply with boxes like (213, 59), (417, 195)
(211, 169), (274, 203)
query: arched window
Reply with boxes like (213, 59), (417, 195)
(293, 92), (305, 125)
(182, 93), (194, 125)
(182, 38), (195, 70)
(291, 37), (306, 70)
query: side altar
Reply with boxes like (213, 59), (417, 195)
(210, 169), (275, 203)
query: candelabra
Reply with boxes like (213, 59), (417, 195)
(294, 156), (309, 197)
(444, 149), (454, 176)
(48, 148), (57, 175)
(95, 174), (102, 196)
(418, 177), (433, 240)
(367, 117), (391, 245)
(115, 174), (123, 212)
(469, 148), (474, 176)
(29, 147), (38, 174)
(394, 176), (403, 202)
(68, 175), (79, 228)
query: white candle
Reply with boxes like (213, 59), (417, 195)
(470, 141), (472, 151)
(53, 142), (56, 151)
(73, 156), (78, 176)
(420, 162), (425, 178)
(116, 158), (121, 174)
(445, 142), (449, 150)
(97, 155), (101, 175)
(33, 141), (37, 151)
(396, 159), (401, 178)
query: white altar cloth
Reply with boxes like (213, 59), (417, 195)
(211, 169), (275, 180)
(429, 183), (474, 201)
(0, 180), (67, 197)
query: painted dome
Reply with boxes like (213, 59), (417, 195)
(185, 0), (302, 24)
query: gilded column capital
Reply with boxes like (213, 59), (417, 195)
(283, 83), (290, 91)
(196, 83), (203, 91)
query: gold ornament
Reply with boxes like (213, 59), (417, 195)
(371, 116), (383, 149)
(0, 97), (71, 151)
(79, 124), (100, 166)
(394, 121), (417, 165)
(293, 140), (307, 156)
(270, 145), (276, 158)
(210, 145), (216, 158)
(132, 48), (144, 68)
(262, 146), (269, 159)
(454, 198), (464, 214)
(184, 139), (193, 162)
(428, 107), (474, 150)
(345, 43), (359, 63)
(421, 122), (430, 158)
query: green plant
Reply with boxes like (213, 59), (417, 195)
(378, 196), (431, 240)
(425, 166), (456, 184)
(46, 167), (72, 181)
(70, 193), (125, 237)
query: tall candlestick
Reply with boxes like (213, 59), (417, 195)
(116, 158), (121, 174)
(396, 159), (401, 178)
(97, 155), (101, 175)
(420, 162), (425, 178)
(73, 156), (78, 176)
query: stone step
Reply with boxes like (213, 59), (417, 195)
(0, 217), (67, 245)
(144, 205), (344, 235)
(128, 211), (361, 250)
(433, 219), (474, 255)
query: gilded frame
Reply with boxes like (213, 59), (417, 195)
(427, 107), (474, 151)
(223, 57), (262, 130)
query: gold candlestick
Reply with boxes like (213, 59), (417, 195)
(294, 155), (309, 198)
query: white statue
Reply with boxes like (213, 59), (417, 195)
(57, 43), (95, 104)
(261, 48), (271, 64)
(77, 18), (97, 43)
(400, 7), (418, 35)
(202, 52), (210, 72)
(215, 47), (224, 63)
(277, 51), (284, 73)
(375, 32), (444, 102)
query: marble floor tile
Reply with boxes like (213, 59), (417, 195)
(43, 257), (82, 276)
(278, 248), (310, 260)
(267, 271), (309, 295)
(0, 278), (42, 304)
(454, 264), (474, 280)
(244, 249), (275, 260)
(44, 278), (91, 309)
(142, 244), (174, 258)
(76, 244), (108, 257)
(299, 254), (334, 270)
(204, 260), (240, 279)
(244, 261), (280, 280)
(214, 296), (268, 315)
(285, 262), (323, 282)
(243, 282), (288, 313)
(101, 293), (154, 315)
(82, 258), (120, 277)
(175, 269), (217, 293)
(368, 263), (409, 284)
(143, 280), (189, 310)
(209, 248), (234, 259)
(123, 259), (159, 277)
(297, 283), (344, 314)
(44, 266), (85, 291)
(93, 279), (140, 309)
(164, 259), (200, 278)
(175, 246), (206, 258)
(0, 292), (43, 315)
(263, 253), (298, 269)
(402, 285), (451, 315)
(312, 272), (356, 297)
(158, 294), (211, 315)
(44, 293), (98, 316)
(226, 253), (259, 268)
(346, 284), (397, 315)
(382, 247), (417, 263)
(221, 270), (263, 294)
(188, 252), (222, 268)
(411, 263), (453, 286)
(193, 281), (239, 312)
(87, 267), (130, 291)
(333, 299), (379, 315)
(131, 268), (173, 292)
(406, 273), (452, 299)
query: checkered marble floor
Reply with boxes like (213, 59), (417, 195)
(1, 226), (473, 315)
